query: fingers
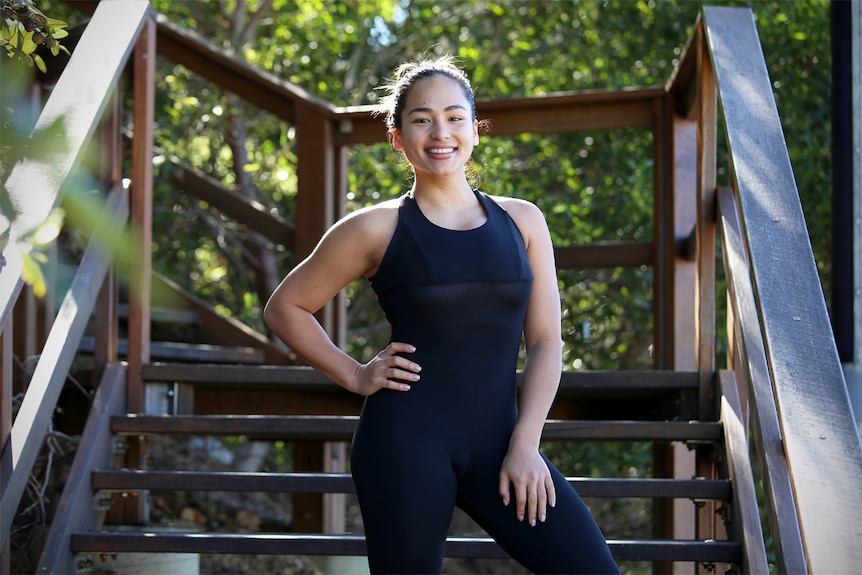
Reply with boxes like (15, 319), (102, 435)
(499, 472), (511, 507)
(507, 472), (553, 527)
(357, 342), (421, 395)
(380, 342), (421, 389)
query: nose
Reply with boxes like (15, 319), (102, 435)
(430, 120), (450, 140)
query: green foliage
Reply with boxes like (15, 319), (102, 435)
(0, 0), (69, 72)
(114, 0), (830, 369)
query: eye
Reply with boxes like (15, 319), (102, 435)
(413, 118), (430, 124)
(449, 115), (464, 122)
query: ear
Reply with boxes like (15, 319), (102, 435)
(473, 120), (479, 146)
(391, 128), (404, 151)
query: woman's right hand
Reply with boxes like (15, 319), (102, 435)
(352, 342), (421, 396)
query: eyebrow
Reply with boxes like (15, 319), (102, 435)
(407, 104), (469, 116)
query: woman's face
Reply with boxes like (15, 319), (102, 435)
(391, 74), (479, 180)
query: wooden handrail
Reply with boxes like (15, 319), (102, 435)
(0, 0), (153, 328)
(1, 183), (129, 550)
(702, 6), (862, 572)
(717, 370), (768, 573)
(717, 186), (806, 573)
(0, 0), (154, 557)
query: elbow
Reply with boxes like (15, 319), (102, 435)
(262, 298), (279, 331)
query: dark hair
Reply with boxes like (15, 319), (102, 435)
(376, 55), (477, 131)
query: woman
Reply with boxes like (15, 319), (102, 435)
(264, 56), (619, 574)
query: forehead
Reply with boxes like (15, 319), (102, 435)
(404, 74), (469, 110)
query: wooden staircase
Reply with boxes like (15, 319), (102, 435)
(4, 2), (862, 574)
(57, 361), (751, 570)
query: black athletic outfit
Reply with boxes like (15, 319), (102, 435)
(351, 191), (619, 574)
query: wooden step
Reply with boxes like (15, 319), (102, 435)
(92, 470), (731, 500)
(111, 415), (722, 442)
(139, 365), (699, 420)
(79, 336), (265, 364)
(141, 363), (698, 396)
(70, 531), (741, 563)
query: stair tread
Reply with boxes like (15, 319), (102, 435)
(112, 415), (722, 441)
(142, 363), (698, 392)
(70, 531), (740, 562)
(92, 470), (731, 499)
(80, 337), (266, 364)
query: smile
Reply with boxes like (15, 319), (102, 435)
(427, 147), (456, 154)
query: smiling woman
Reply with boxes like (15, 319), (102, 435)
(264, 56), (619, 575)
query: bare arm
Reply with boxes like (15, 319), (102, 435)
(496, 198), (563, 526)
(263, 204), (421, 396)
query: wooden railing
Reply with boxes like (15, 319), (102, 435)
(696, 7), (862, 573)
(0, 0), (155, 561)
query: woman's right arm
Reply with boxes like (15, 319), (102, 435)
(263, 206), (420, 396)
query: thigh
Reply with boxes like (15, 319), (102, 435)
(351, 405), (458, 574)
(457, 456), (620, 575)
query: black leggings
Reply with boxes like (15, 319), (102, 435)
(350, 368), (620, 574)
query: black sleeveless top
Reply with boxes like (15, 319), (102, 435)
(368, 190), (533, 379)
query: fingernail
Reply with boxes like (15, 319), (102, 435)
(530, 518), (536, 526)
(540, 514), (546, 522)
(518, 515), (524, 522)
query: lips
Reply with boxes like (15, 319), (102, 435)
(427, 147), (456, 155)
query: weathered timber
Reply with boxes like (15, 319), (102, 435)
(36, 364), (127, 574)
(79, 337), (265, 364)
(718, 371), (769, 574)
(705, 7), (862, 572)
(1, 185), (129, 551)
(92, 469), (730, 501)
(717, 186), (805, 573)
(69, 531), (740, 563)
(110, 414), (721, 443)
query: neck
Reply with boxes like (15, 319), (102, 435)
(410, 174), (474, 207)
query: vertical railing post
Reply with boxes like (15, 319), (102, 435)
(293, 103), (338, 533)
(692, 20), (725, 560)
(119, 14), (155, 526)
(0, 325), (10, 573)
(94, 90), (123, 380)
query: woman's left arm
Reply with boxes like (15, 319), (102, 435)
(497, 199), (563, 527)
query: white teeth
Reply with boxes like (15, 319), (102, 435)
(428, 148), (455, 154)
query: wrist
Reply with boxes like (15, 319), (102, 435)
(509, 427), (542, 450)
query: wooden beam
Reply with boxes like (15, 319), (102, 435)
(335, 87), (664, 146)
(154, 16), (334, 123)
(554, 241), (652, 270)
(166, 157), (295, 250)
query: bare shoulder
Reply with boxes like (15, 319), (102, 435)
(325, 196), (401, 276)
(488, 195), (549, 242)
(338, 197), (401, 236)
